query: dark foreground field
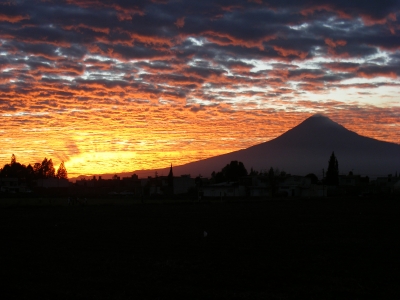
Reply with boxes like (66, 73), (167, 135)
(2, 199), (400, 299)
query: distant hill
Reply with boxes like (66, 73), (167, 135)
(75, 114), (400, 180)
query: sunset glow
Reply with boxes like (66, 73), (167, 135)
(0, 0), (399, 177)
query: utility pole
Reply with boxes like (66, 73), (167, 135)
(322, 168), (325, 197)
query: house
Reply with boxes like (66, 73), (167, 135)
(278, 176), (312, 197)
(372, 174), (399, 194)
(121, 174), (142, 195)
(246, 176), (271, 197)
(338, 173), (369, 196)
(339, 174), (368, 187)
(142, 174), (195, 196)
(303, 184), (327, 198)
(393, 179), (400, 195)
(249, 186), (270, 197)
(173, 175), (196, 194)
(0, 177), (19, 193)
(36, 178), (70, 188)
(0, 177), (32, 193)
(202, 182), (246, 198)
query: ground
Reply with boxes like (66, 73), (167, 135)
(1, 198), (400, 299)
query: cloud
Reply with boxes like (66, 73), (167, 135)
(0, 0), (399, 175)
(357, 65), (399, 79)
(325, 38), (347, 48)
(175, 17), (185, 28)
(0, 13), (29, 23)
(322, 62), (360, 72)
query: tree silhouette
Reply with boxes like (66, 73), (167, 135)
(268, 167), (278, 196)
(326, 152), (339, 186)
(33, 163), (42, 178)
(40, 158), (56, 178)
(11, 154), (16, 165)
(213, 161), (248, 183)
(268, 167), (275, 179)
(305, 173), (319, 184)
(25, 164), (35, 185)
(195, 175), (203, 188)
(0, 155), (62, 187)
(56, 161), (68, 179)
(249, 167), (259, 176)
(0, 154), (27, 179)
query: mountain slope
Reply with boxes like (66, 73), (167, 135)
(132, 114), (400, 178)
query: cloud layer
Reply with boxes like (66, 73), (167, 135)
(0, 0), (399, 176)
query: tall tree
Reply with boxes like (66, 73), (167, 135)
(222, 161), (248, 182)
(11, 154), (16, 165)
(268, 167), (277, 196)
(33, 162), (42, 178)
(1, 154), (26, 179)
(326, 152), (339, 186)
(41, 158), (56, 178)
(56, 161), (68, 179)
(25, 164), (35, 184)
(211, 161), (248, 183)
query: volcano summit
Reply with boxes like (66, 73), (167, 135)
(109, 115), (400, 179)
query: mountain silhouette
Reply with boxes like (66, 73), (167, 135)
(114, 114), (400, 179)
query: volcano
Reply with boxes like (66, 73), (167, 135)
(132, 114), (400, 178)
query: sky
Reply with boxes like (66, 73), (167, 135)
(0, 0), (400, 177)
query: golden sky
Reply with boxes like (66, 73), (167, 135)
(0, 0), (399, 177)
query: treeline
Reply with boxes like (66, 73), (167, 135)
(210, 152), (340, 186)
(211, 160), (293, 183)
(0, 154), (68, 181)
(211, 161), (248, 183)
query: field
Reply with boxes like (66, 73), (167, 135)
(1, 198), (400, 299)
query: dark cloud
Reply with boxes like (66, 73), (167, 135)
(322, 62), (360, 72)
(357, 64), (400, 78)
(0, 0), (399, 149)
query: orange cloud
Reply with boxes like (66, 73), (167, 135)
(203, 30), (275, 50)
(322, 62), (359, 72)
(0, 13), (29, 23)
(358, 71), (398, 79)
(273, 46), (308, 59)
(64, 24), (110, 34)
(129, 33), (175, 47)
(301, 4), (331, 16)
(226, 61), (255, 73)
(117, 13), (132, 21)
(325, 38), (347, 48)
(300, 5), (351, 19)
(175, 17), (185, 28)
(361, 12), (397, 26)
